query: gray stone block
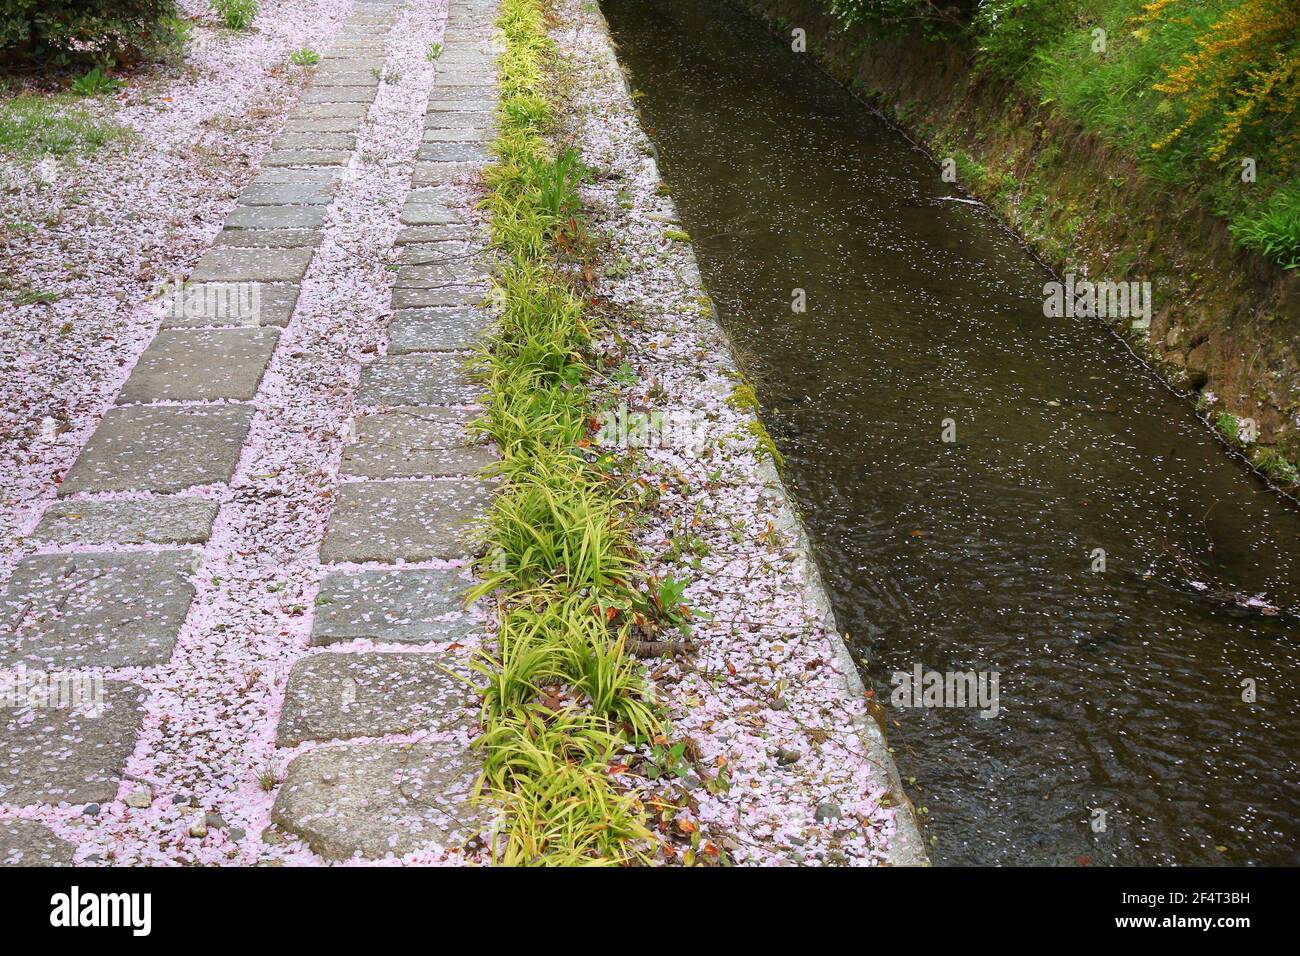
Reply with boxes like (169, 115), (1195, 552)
(395, 261), (488, 288)
(59, 405), (253, 495)
(417, 142), (490, 163)
(271, 742), (489, 860)
(0, 552), (195, 669)
(390, 285), (485, 309)
(190, 247), (314, 282)
(397, 241), (478, 265)
(424, 111), (495, 129)
(224, 205), (326, 230)
(282, 118), (363, 134)
(264, 149), (353, 167)
(33, 498), (218, 546)
(422, 127), (493, 143)
(215, 228), (322, 249)
(277, 652), (476, 746)
(310, 568), (478, 645)
(158, 282), (298, 328)
(341, 406), (496, 476)
(301, 86), (376, 104)
(387, 309), (492, 353)
(273, 132), (358, 150)
(396, 225), (483, 245)
(118, 328), (280, 403)
(237, 183), (334, 206)
(319, 480), (491, 562)
(399, 203), (462, 226)
(356, 353), (479, 406)
(294, 102), (369, 119)
(411, 161), (481, 186)
(0, 821), (75, 866)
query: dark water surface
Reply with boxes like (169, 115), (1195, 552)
(602, 0), (1300, 865)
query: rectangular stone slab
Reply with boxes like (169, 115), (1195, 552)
(237, 183), (335, 206)
(417, 142), (490, 163)
(301, 87), (377, 104)
(282, 117), (364, 134)
(215, 228), (322, 249)
(0, 682), (148, 806)
(411, 161), (481, 186)
(59, 405), (254, 495)
(0, 821), (75, 866)
(158, 282), (298, 328)
(424, 111), (495, 129)
(341, 406), (497, 476)
(356, 353), (479, 406)
(397, 241), (477, 266)
(271, 741), (489, 860)
(396, 225), (482, 245)
(277, 652), (476, 746)
(224, 205), (326, 230)
(390, 285), (485, 309)
(319, 480), (492, 562)
(33, 498), (218, 546)
(387, 309), (492, 353)
(399, 203), (462, 226)
(394, 261), (488, 288)
(273, 132), (358, 150)
(294, 102), (369, 119)
(311, 567), (479, 645)
(0, 552), (196, 669)
(264, 149), (352, 167)
(190, 247), (314, 283)
(252, 168), (340, 186)
(118, 328), (280, 403)
(422, 127), (493, 143)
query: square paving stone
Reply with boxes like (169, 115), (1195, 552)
(237, 183), (334, 206)
(356, 353), (478, 407)
(159, 282), (298, 328)
(215, 228), (322, 249)
(391, 285), (485, 309)
(224, 205), (326, 230)
(277, 652), (476, 746)
(342, 406), (496, 476)
(0, 821), (75, 866)
(33, 498), (218, 546)
(417, 142), (490, 162)
(387, 309), (492, 353)
(1, 551), (195, 669)
(319, 480), (492, 562)
(271, 742), (489, 860)
(264, 149), (352, 167)
(311, 568), (478, 645)
(190, 247), (314, 282)
(118, 328), (280, 403)
(395, 261), (488, 288)
(0, 682), (149, 806)
(59, 405), (253, 496)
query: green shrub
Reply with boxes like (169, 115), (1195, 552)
(1230, 183), (1300, 270)
(0, 0), (178, 67)
(211, 0), (256, 31)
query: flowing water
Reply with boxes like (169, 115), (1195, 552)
(602, 0), (1300, 865)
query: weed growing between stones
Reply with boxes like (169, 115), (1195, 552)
(472, 0), (665, 865)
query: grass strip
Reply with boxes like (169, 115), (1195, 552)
(470, 0), (660, 866)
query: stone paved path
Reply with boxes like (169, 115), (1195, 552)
(1, 0), (501, 865)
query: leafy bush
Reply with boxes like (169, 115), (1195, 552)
(1230, 183), (1300, 269)
(972, 0), (1073, 80)
(70, 65), (122, 95)
(0, 0), (179, 67)
(211, 0), (256, 31)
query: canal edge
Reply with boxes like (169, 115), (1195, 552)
(584, 0), (929, 867)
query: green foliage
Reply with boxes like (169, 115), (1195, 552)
(0, 0), (179, 67)
(972, 0), (1073, 80)
(211, 0), (256, 31)
(1230, 182), (1300, 269)
(289, 48), (320, 66)
(0, 93), (123, 159)
(70, 66), (122, 96)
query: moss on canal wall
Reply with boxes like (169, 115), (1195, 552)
(725, 0), (1300, 488)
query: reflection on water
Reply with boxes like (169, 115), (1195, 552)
(603, 0), (1300, 865)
